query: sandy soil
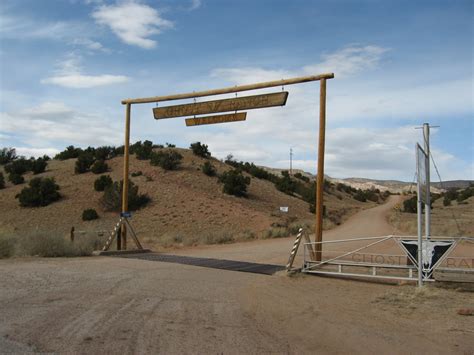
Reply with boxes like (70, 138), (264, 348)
(1, 197), (473, 354)
(0, 151), (371, 247)
(172, 195), (405, 265)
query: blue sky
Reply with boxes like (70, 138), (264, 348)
(0, 0), (472, 181)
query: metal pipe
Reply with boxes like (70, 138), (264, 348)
(423, 123), (431, 241)
(311, 236), (393, 267)
(416, 144), (424, 287)
(121, 73), (334, 104)
(304, 235), (394, 244)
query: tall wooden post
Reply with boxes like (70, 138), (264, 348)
(315, 79), (327, 261)
(121, 103), (131, 250)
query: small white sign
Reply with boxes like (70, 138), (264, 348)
(280, 206), (289, 213)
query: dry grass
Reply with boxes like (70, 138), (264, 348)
(0, 232), (102, 258)
(373, 285), (454, 310)
(264, 227), (289, 239)
(0, 235), (16, 258)
(389, 196), (474, 236)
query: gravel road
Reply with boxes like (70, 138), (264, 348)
(1, 196), (473, 354)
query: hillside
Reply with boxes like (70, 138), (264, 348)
(0, 147), (378, 250)
(388, 189), (474, 237)
(431, 180), (474, 189)
(254, 169), (472, 194)
(338, 178), (473, 194)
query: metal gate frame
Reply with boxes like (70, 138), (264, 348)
(302, 236), (473, 282)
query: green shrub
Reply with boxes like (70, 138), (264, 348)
(95, 146), (115, 160)
(8, 173), (24, 185)
(336, 183), (356, 194)
(456, 187), (474, 202)
(190, 142), (211, 158)
(403, 196), (428, 213)
(82, 208), (99, 221)
(248, 164), (269, 179)
(165, 143), (175, 148)
(4, 158), (32, 175)
(353, 190), (367, 202)
(90, 160), (108, 174)
(0, 172), (4, 189)
(55, 145), (83, 160)
(16, 177), (61, 207)
(275, 173), (297, 195)
(131, 171), (143, 177)
(114, 145), (125, 156)
(150, 150), (183, 170)
(202, 161), (216, 176)
(403, 196), (417, 213)
(0, 148), (17, 165)
(309, 203), (326, 216)
(366, 191), (379, 203)
(94, 175), (113, 191)
(294, 172), (310, 183)
(445, 188), (459, 199)
(31, 158), (47, 174)
(218, 169), (250, 197)
(134, 140), (154, 160)
(101, 180), (150, 212)
(443, 196), (451, 206)
(74, 153), (95, 174)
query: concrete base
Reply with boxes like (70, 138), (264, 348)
(93, 249), (152, 256)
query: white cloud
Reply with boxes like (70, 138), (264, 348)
(186, 124), (472, 181)
(212, 45), (388, 84)
(327, 78), (472, 122)
(189, 0), (202, 10)
(1, 102), (122, 148)
(41, 53), (129, 89)
(42, 74), (129, 89)
(15, 147), (60, 159)
(194, 45), (472, 180)
(0, 13), (106, 52)
(92, 2), (173, 49)
(20, 102), (75, 120)
(303, 45), (389, 78)
(71, 38), (108, 52)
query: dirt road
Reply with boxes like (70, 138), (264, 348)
(1, 196), (473, 354)
(174, 195), (404, 264)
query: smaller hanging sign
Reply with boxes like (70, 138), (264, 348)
(185, 112), (247, 126)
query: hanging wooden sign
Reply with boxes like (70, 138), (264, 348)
(153, 91), (288, 120)
(185, 112), (247, 126)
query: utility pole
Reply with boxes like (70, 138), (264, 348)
(423, 123), (431, 241)
(416, 149), (423, 287)
(415, 123), (438, 240)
